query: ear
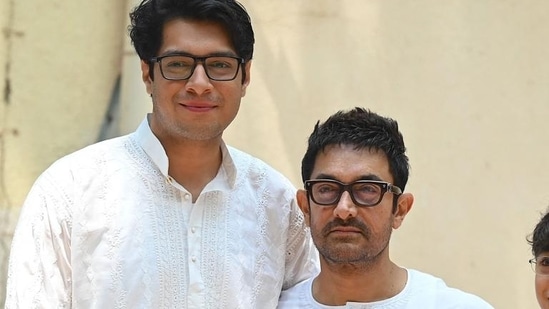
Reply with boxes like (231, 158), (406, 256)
(141, 60), (153, 95)
(240, 60), (252, 97)
(296, 189), (311, 226)
(392, 193), (414, 229)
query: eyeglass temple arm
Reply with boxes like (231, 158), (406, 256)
(390, 185), (402, 195)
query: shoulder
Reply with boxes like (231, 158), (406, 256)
(31, 134), (136, 197)
(278, 277), (314, 308)
(47, 135), (134, 173)
(227, 146), (282, 174)
(407, 269), (494, 309)
(227, 145), (295, 189)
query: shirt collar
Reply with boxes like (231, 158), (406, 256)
(134, 115), (237, 189)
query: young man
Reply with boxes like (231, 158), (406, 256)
(278, 107), (493, 308)
(528, 210), (549, 309)
(5, 0), (317, 307)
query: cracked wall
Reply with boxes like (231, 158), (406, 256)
(0, 0), (127, 305)
(0, 0), (16, 305)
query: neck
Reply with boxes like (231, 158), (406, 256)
(163, 137), (223, 201)
(312, 258), (407, 305)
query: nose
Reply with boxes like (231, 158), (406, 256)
(333, 191), (358, 220)
(185, 63), (213, 95)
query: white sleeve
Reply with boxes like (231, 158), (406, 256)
(282, 198), (319, 290)
(5, 170), (73, 308)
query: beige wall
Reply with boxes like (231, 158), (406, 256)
(2, 0), (548, 308)
(0, 0), (128, 304)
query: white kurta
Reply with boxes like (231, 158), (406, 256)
(277, 269), (494, 309)
(6, 117), (319, 309)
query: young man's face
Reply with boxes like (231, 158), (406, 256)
(141, 19), (251, 143)
(297, 144), (413, 267)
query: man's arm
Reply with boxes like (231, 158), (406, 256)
(5, 172), (73, 308)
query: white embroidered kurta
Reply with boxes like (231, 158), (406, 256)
(6, 117), (319, 309)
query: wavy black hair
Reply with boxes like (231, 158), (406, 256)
(128, 0), (254, 81)
(528, 210), (549, 257)
(301, 107), (410, 192)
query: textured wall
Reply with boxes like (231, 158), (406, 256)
(0, 0), (127, 305)
(224, 1), (549, 308)
(0, 0), (10, 304)
(2, 0), (548, 308)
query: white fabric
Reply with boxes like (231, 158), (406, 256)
(277, 269), (494, 309)
(6, 116), (319, 309)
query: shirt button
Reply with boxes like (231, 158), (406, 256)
(191, 257), (196, 262)
(191, 227), (196, 233)
(184, 193), (191, 200)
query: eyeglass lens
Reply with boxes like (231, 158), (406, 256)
(532, 256), (549, 275)
(159, 56), (240, 80)
(310, 181), (384, 206)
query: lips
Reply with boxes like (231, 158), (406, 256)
(330, 226), (362, 233)
(180, 101), (217, 112)
(184, 105), (215, 112)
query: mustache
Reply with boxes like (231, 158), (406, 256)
(179, 93), (220, 103)
(322, 217), (370, 236)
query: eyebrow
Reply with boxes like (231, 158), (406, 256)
(158, 50), (239, 58)
(312, 173), (384, 182)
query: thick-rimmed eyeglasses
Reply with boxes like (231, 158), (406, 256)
(150, 54), (245, 81)
(304, 179), (402, 207)
(529, 256), (549, 276)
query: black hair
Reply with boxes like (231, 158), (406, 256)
(128, 0), (254, 81)
(528, 209), (549, 257)
(301, 107), (409, 193)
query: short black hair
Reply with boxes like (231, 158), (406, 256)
(128, 0), (254, 81)
(301, 107), (409, 192)
(528, 209), (549, 257)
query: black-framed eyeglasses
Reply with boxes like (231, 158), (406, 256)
(150, 54), (245, 81)
(304, 179), (402, 207)
(529, 256), (549, 276)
